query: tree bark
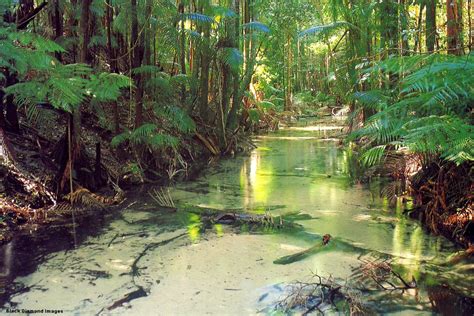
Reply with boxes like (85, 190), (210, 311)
(131, 0), (144, 128)
(426, 0), (437, 52)
(179, 1), (187, 104)
(198, 2), (211, 121)
(105, 0), (120, 133)
(469, 0), (473, 51)
(447, 0), (461, 54)
(52, 0), (63, 61)
(399, 0), (410, 55)
(227, 0), (241, 130)
(79, 0), (92, 64)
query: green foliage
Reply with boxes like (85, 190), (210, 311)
(179, 13), (214, 24)
(351, 54), (474, 167)
(111, 123), (179, 150)
(298, 21), (354, 39)
(242, 22), (271, 34)
(154, 105), (196, 134)
(220, 48), (244, 73)
(248, 108), (260, 123)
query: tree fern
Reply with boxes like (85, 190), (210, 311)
(219, 47), (243, 73)
(298, 21), (354, 39)
(242, 22), (271, 34)
(178, 13), (214, 25)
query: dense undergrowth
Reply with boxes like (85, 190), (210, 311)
(347, 53), (473, 247)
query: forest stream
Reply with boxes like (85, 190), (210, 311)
(1, 118), (473, 315)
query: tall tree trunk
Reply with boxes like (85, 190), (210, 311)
(179, 1), (187, 104)
(227, 0), (241, 130)
(189, 0), (203, 113)
(399, 0), (410, 55)
(58, 0), (92, 194)
(105, 0), (120, 133)
(79, 0), (92, 64)
(52, 0), (63, 61)
(131, 0), (144, 128)
(469, 0), (473, 51)
(426, 0), (437, 52)
(415, 3), (425, 53)
(447, 0), (461, 54)
(67, 0), (78, 62)
(284, 35), (293, 111)
(198, 2), (211, 122)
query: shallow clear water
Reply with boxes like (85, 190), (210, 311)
(1, 118), (473, 315)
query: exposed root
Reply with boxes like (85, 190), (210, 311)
(410, 161), (473, 247)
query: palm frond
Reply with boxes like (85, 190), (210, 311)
(178, 13), (214, 24)
(220, 47), (243, 73)
(298, 21), (354, 39)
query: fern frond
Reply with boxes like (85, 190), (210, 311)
(154, 105), (196, 133)
(242, 22), (271, 34)
(148, 134), (179, 149)
(87, 72), (131, 102)
(130, 123), (158, 144)
(219, 47), (243, 73)
(361, 145), (387, 167)
(111, 130), (132, 148)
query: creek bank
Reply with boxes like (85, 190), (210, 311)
(349, 144), (473, 249)
(0, 102), (261, 247)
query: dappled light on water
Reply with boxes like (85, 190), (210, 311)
(1, 119), (471, 315)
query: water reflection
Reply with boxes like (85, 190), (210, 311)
(2, 120), (472, 314)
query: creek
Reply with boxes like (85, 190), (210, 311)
(1, 118), (473, 315)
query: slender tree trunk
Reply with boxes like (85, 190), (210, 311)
(243, 0), (251, 68)
(426, 0), (437, 52)
(284, 35), (293, 111)
(198, 3), (211, 121)
(179, 1), (187, 104)
(469, 0), (473, 51)
(415, 3), (425, 53)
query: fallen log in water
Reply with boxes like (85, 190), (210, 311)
(179, 203), (314, 232)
